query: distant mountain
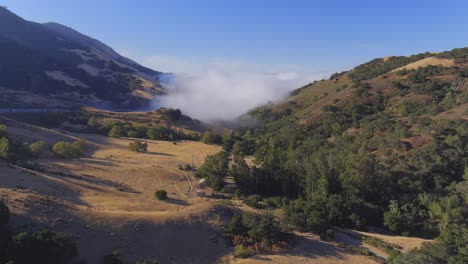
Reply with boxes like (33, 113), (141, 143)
(0, 6), (164, 109)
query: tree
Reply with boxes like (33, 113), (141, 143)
(384, 200), (403, 233)
(0, 137), (10, 160)
(154, 190), (167, 200)
(0, 124), (7, 138)
(200, 131), (222, 145)
(108, 126), (125, 138)
(29, 141), (47, 157)
(229, 155), (252, 193)
(195, 151), (229, 190)
(128, 140), (148, 152)
(52, 141), (85, 159)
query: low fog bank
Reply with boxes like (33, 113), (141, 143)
(153, 68), (328, 123)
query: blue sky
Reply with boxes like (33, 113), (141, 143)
(2, 0), (468, 75)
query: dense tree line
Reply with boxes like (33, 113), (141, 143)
(88, 118), (200, 142)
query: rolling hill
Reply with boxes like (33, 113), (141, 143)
(0, 7), (163, 109)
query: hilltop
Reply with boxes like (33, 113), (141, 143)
(0, 7), (164, 109)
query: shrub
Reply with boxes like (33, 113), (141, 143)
(0, 124), (7, 138)
(200, 131), (222, 145)
(108, 126), (125, 138)
(29, 141), (47, 157)
(234, 244), (252, 258)
(0, 137), (11, 160)
(244, 195), (262, 208)
(320, 229), (335, 241)
(154, 190), (167, 200)
(228, 214), (247, 235)
(234, 189), (242, 199)
(128, 140), (148, 152)
(52, 140), (85, 159)
(6, 229), (78, 264)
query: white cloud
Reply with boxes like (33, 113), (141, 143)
(145, 55), (332, 122)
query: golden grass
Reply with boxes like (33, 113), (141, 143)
(391, 57), (455, 72)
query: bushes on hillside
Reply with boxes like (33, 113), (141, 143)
(128, 140), (148, 152)
(227, 212), (291, 256)
(29, 141), (47, 157)
(52, 140), (85, 159)
(5, 230), (78, 264)
(0, 124), (7, 138)
(108, 125), (125, 138)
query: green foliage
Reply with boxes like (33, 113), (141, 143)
(234, 245), (252, 258)
(228, 212), (290, 249)
(0, 125), (7, 138)
(128, 140), (148, 152)
(228, 214), (247, 235)
(29, 141), (47, 157)
(348, 53), (432, 82)
(244, 195), (262, 208)
(52, 140), (85, 159)
(195, 151), (229, 190)
(229, 155), (252, 194)
(0, 137), (10, 161)
(108, 125), (125, 138)
(165, 108), (182, 121)
(200, 131), (223, 145)
(147, 126), (176, 141)
(5, 229), (78, 264)
(154, 190), (167, 200)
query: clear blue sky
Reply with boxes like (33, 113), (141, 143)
(2, 0), (468, 74)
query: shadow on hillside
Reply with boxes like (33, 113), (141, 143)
(270, 232), (366, 262)
(164, 197), (190, 206)
(38, 164), (139, 194)
(145, 151), (174, 157)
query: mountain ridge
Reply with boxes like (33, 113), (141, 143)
(0, 7), (164, 109)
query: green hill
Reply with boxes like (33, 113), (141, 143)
(230, 47), (467, 262)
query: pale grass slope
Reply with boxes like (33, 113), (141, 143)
(391, 57), (454, 72)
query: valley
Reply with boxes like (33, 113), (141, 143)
(0, 4), (466, 264)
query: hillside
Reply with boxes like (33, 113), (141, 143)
(0, 7), (163, 109)
(231, 47), (467, 262)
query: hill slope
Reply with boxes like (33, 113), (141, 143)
(233, 47), (467, 262)
(0, 7), (163, 109)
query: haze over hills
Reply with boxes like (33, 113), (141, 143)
(0, 7), (164, 109)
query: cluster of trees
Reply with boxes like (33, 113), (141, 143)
(0, 201), (79, 264)
(52, 140), (85, 159)
(194, 151), (229, 190)
(227, 212), (291, 258)
(89, 118), (200, 142)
